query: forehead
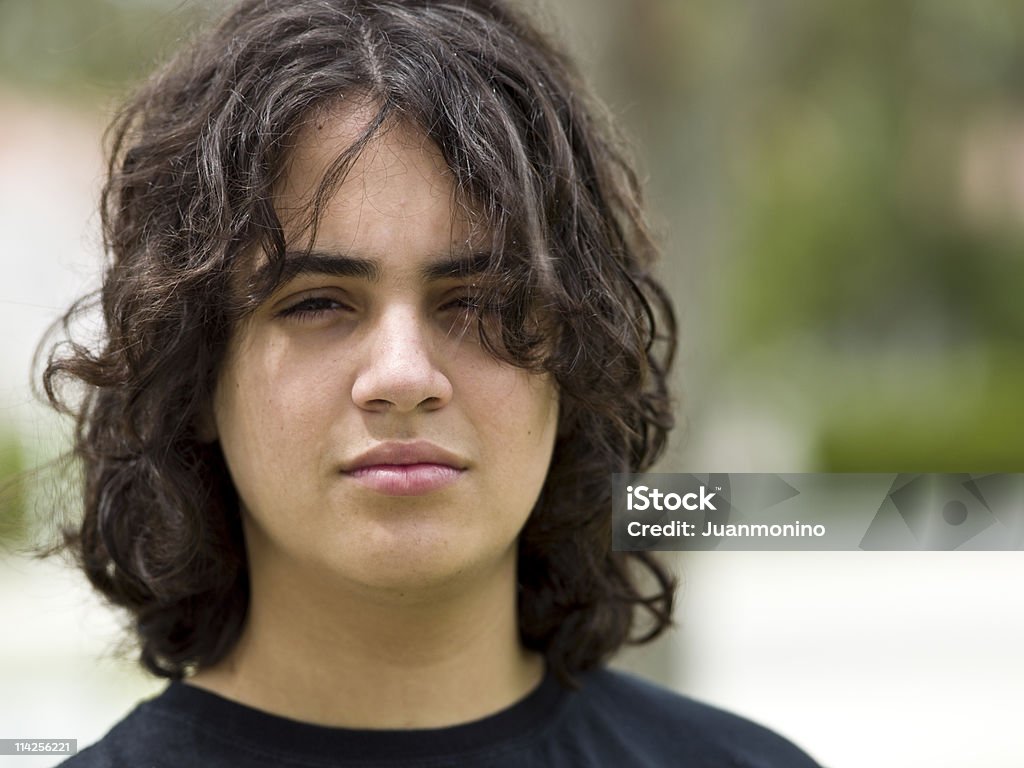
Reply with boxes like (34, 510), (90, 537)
(275, 100), (485, 253)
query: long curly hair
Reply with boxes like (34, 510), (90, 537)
(41, 0), (677, 685)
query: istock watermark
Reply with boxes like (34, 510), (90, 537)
(625, 484), (719, 512)
(612, 473), (1024, 551)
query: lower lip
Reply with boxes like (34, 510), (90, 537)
(346, 464), (464, 496)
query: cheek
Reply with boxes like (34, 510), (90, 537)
(468, 366), (559, 474)
(215, 341), (344, 479)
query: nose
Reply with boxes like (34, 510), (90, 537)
(351, 304), (453, 413)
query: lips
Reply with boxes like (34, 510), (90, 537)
(343, 441), (467, 496)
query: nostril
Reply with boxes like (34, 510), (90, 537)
(350, 323), (454, 412)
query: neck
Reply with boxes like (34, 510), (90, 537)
(187, 548), (544, 729)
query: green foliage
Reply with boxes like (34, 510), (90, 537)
(0, 430), (27, 547)
(0, 0), (213, 101)
(603, 0), (1024, 470)
(816, 346), (1024, 472)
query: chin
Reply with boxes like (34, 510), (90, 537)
(332, 536), (518, 599)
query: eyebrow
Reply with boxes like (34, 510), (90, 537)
(251, 249), (496, 292)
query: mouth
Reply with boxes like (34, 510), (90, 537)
(343, 442), (467, 496)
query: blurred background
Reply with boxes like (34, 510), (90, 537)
(1, 0), (1022, 766)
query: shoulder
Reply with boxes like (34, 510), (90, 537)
(55, 744), (111, 768)
(54, 688), (182, 768)
(554, 667), (822, 768)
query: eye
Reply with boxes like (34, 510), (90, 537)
(440, 294), (482, 314)
(277, 295), (354, 322)
(438, 281), (493, 315)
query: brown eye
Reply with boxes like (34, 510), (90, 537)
(440, 296), (481, 313)
(278, 296), (353, 321)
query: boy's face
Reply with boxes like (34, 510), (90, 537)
(211, 104), (559, 597)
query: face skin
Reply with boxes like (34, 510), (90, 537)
(212, 103), (560, 602)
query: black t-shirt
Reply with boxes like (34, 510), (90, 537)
(60, 667), (821, 767)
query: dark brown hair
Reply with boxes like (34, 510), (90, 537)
(42, 0), (677, 685)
